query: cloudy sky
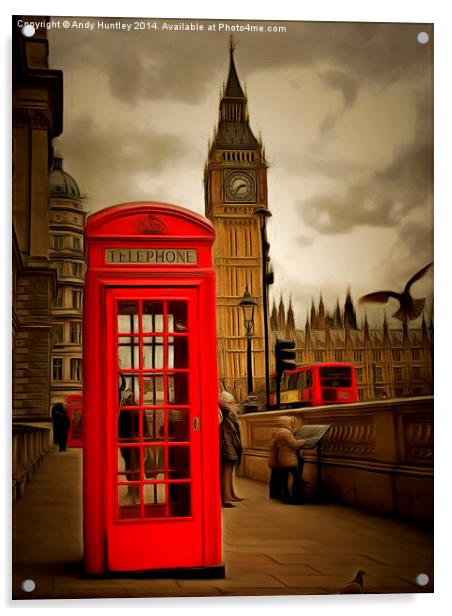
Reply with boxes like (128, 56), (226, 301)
(48, 17), (433, 329)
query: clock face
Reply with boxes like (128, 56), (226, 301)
(225, 171), (256, 202)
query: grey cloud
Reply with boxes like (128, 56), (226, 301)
(320, 69), (358, 107)
(58, 115), (187, 211)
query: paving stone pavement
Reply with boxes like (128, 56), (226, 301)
(12, 447), (433, 600)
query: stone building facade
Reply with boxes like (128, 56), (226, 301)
(205, 42), (271, 401)
(12, 19), (63, 421)
(271, 293), (433, 401)
(49, 157), (86, 407)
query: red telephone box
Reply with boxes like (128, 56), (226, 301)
(66, 394), (83, 447)
(83, 202), (223, 576)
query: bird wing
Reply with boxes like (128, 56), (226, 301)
(359, 291), (401, 305)
(405, 262), (433, 292)
(339, 581), (363, 594)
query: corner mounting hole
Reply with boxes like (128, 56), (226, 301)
(21, 579), (36, 592)
(417, 32), (429, 44)
(21, 24), (36, 38)
(416, 573), (429, 586)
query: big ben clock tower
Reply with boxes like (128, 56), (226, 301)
(205, 40), (271, 402)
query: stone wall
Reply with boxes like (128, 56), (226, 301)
(237, 397), (433, 525)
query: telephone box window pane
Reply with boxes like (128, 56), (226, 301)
(117, 446), (141, 481)
(173, 337), (188, 368)
(169, 483), (191, 517)
(117, 302), (139, 333)
(143, 482), (166, 506)
(167, 302), (188, 332)
(143, 338), (164, 369)
(168, 409), (189, 441)
(169, 446), (190, 478)
(143, 374), (165, 404)
(143, 446), (165, 479)
(119, 376), (140, 406)
(118, 337), (140, 370)
(168, 373), (189, 405)
(142, 302), (164, 333)
(142, 409), (165, 441)
(118, 484), (141, 519)
(118, 410), (140, 442)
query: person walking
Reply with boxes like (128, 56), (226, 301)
(270, 415), (305, 504)
(219, 391), (243, 507)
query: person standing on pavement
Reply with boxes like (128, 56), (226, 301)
(270, 415), (305, 504)
(219, 391), (244, 508)
(51, 402), (70, 452)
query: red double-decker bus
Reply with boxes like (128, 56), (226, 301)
(269, 362), (358, 408)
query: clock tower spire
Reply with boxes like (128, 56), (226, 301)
(204, 40), (270, 403)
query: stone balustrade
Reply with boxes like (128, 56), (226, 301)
(237, 396), (433, 525)
(12, 424), (51, 500)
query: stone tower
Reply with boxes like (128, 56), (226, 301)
(204, 40), (270, 401)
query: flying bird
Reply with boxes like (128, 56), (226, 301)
(339, 569), (366, 594)
(359, 263), (433, 321)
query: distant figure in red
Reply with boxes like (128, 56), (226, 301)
(51, 402), (70, 452)
(219, 391), (243, 508)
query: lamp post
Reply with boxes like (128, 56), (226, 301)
(239, 286), (257, 396)
(254, 207), (272, 409)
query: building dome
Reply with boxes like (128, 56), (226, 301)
(49, 157), (81, 199)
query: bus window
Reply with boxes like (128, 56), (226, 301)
(319, 366), (351, 387)
(306, 370), (312, 388)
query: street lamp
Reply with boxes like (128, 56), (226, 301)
(254, 207), (272, 408)
(239, 286), (257, 395)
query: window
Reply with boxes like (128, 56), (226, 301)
(70, 358), (82, 381)
(73, 237), (81, 250)
(70, 322), (82, 344)
(392, 349), (401, 362)
(314, 351), (324, 362)
(354, 350), (362, 362)
(52, 358), (63, 380)
(72, 262), (82, 277)
(53, 288), (64, 308)
(393, 367), (403, 382)
(334, 350), (343, 361)
(53, 235), (65, 249)
(54, 323), (64, 344)
(374, 367), (383, 382)
(372, 350), (382, 362)
(412, 366), (422, 381)
(395, 387), (404, 397)
(356, 367), (363, 383)
(358, 389), (365, 401)
(72, 290), (82, 309)
(57, 261), (66, 276)
(412, 349), (421, 361)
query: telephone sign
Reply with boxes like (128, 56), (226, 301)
(83, 202), (223, 576)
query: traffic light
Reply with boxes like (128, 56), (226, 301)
(275, 339), (296, 376)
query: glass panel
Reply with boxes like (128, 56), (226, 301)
(119, 375), (140, 406)
(143, 374), (165, 405)
(168, 409), (189, 441)
(168, 483), (191, 517)
(143, 338), (164, 369)
(117, 446), (140, 481)
(174, 337), (188, 368)
(167, 302), (188, 332)
(168, 446), (190, 478)
(143, 446), (165, 479)
(142, 301), (164, 333)
(142, 409), (165, 441)
(118, 484), (141, 519)
(118, 337), (140, 370)
(143, 482), (166, 505)
(117, 301), (139, 334)
(118, 410), (140, 442)
(168, 373), (189, 405)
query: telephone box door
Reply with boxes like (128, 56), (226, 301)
(105, 286), (203, 571)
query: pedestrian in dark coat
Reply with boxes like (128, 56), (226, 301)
(219, 391), (244, 507)
(51, 402), (70, 452)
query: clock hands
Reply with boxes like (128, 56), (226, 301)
(232, 181), (248, 196)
